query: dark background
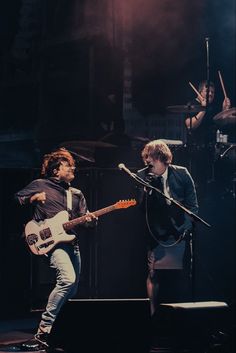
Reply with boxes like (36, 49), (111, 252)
(0, 0), (235, 318)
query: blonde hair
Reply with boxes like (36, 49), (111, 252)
(141, 140), (172, 165)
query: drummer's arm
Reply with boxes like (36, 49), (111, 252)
(185, 110), (206, 130)
(185, 95), (206, 130)
(222, 97), (231, 111)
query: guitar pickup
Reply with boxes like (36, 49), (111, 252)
(38, 240), (54, 249)
(39, 227), (52, 240)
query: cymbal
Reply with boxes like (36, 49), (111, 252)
(59, 143), (95, 163)
(128, 135), (150, 143)
(61, 140), (117, 149)
(167, 104), (206, 114)
(161, 139), (183, 146)
(74, 153), (95, 163)
(213, 107), (236, 126)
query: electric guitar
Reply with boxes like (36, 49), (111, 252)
(24, 199), (137, 255)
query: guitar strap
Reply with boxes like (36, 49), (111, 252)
(66, 188), (72, 217)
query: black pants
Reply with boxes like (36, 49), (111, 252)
(151, 269), (192, 305)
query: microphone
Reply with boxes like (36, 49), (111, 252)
(118, 163), (152, 189)
(118, 163), (134, 177)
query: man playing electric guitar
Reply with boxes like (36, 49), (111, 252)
(15, 148), (97, 349)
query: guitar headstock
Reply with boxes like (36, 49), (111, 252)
(115, 199), (137, 209)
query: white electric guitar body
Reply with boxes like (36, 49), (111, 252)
(24, 199), (137, 255)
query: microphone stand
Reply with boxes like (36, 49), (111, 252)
(188, 109), (193, 175)
(126, 169), (210, 227)
(205, 37), (210, 108)
(120, 166), (211, 301)
(205, 37), (216, 185)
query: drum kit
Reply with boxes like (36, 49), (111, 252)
(59, 66), (235, 194)
(167, 105), (236, 125)
(167, 103), (236, 194)
(167, 103), (236, 125)
(60, 106), (235, 167)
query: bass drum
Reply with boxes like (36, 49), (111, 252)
(214, 144), (236, 183)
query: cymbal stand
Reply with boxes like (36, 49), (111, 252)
(186, 109), (194, 174)
(205, 37), (216, 185)
(205, 37), (210, 108)
(187, 38), (211, 176)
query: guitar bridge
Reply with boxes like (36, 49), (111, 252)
(38, 240), (54, 249)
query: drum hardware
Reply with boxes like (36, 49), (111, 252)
(214, 143), (236, 197)
(220, 144), (236, 159)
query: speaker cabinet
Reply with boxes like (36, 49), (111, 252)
(152, 301), (230, 350)
(49, 298), (151, 353)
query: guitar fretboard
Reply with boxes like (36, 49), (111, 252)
(63, 204), (117, 231)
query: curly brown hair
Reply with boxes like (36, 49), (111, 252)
(141, 140), (172, 165)
(41, 148), (75, 177)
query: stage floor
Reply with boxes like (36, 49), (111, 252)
(0, 308), (234, 353)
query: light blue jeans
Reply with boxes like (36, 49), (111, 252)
(38, 243), (81, 333)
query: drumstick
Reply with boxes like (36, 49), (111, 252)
(218, 70), (227, 98)
(189, 81), (203, 100)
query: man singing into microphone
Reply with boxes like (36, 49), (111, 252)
(136, 140), (198, 314)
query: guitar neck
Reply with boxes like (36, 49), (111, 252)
(63, 204), (117, 231)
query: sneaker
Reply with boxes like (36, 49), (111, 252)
(34, 332), (49, 348)
(20, 337), (47, 351)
